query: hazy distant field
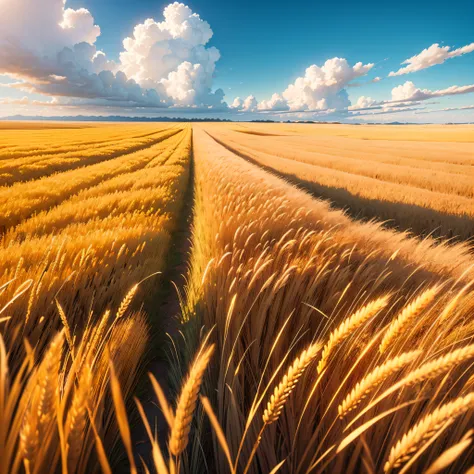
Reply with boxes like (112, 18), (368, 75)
(1, 121), (474, 473)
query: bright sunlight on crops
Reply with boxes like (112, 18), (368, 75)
(1, 121), (474, 474)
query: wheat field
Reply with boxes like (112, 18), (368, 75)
(1, 121), (474, 474)
(202, 123), (474, 240)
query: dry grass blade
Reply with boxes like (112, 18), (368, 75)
(0, 279), (32, 315)
(135, 397), (169, 474)
(201, 396), (234, 471)
(169, 343), (215, 457)
(263, 341), (322, 424)
(149, 373), (175, 428)
(109, 360), (137, 474)
(87, 405), (113, 474)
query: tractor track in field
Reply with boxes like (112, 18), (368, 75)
(131, 135), (195, 472)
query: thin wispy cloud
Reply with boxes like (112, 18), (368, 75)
(389, 42), (474, 76)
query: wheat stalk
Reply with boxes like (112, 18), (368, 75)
(379, 286), (439, 354)
(263, 341), (322, 424)
(339, 350), (420, 417)
(169, 343), (215, 457)
(385, 392), (474, 472)
(318, 295), (390, 374)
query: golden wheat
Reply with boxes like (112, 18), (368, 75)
(385, 393), (474, 471)
(263, 342), (322, 424)
(318, 295), (390, 373)
(338, 350), (420, 417)
(169, 344), (215, 457)
(379, 286), (439, 354)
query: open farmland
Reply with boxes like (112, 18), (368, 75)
(1, 121), (474, 474)
(0, 122), (192, 472)
(202, 123), (474, 240)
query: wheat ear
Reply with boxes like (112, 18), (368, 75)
(403, 343), (474, 387)
(116, 284), (138, 319)
(379, 286), (439, 354)
(169, 343), (215, 457)
(339, 350), (420, 417)
(66, 364), (92, 471)
(20, 332), (64, 466)
(318, 295), (390, 374)
(263, 342), (322, 424)
(55, 299), (75, 352)
(385, 392), (474, 472)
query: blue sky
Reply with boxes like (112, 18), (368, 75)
(68, 0), (474, 98)
(1, 0), (473, 121)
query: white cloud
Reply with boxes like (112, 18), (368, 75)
(257, 93), (289, 111)
(416, 104), (474, 114)
(242, 95), (258, 112)
(0, 0), (100, 55)
(349, 106), (425, 118)
(348, 96), (378, 110)
(119, 2), (224, 108)
(391, 80), (474, 102)
(228, 95), (257, 112)
(0, 96), (60, 106)
(0, 1), (226, 110)
(281, 58), (373, 111)
(389, 42), (474, 76)
(230, 97), (243, 109)
(251, 58), (373, 116)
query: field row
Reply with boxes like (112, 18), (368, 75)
(203, 123), (474, 240)
(0, 126), (192, 472)
(0, 124), (182, 186)
(169, 127), (474, 473)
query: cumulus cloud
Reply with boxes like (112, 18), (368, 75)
(119, 2), (225, 108)
(241, 95), (258, 112)
(252, 57), (373, 116)
(391, 81), (474, 102)
(346, 80), (474, 119)
(348, 96), (378, 110)
(280, 58), (373, 111)
(250, 57), (373, 117)
(0, 0), (100, 55)
(0, 1), (226, 110)
(257, 93), (289, 112)
(389, 42), (474, 76)
(229, 95), (258, 112)
(230, 97), (243, 109)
